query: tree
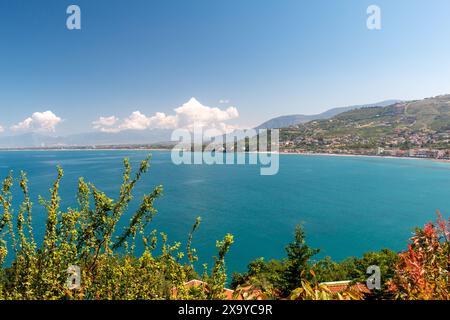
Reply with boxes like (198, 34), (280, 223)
(231, 224), (319, 298)
(283, 225), (320, 294)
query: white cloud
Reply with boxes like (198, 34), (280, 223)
(120, 111), (153, 130)
(11, 111), (62, 133)
(92, 116), (119, 133)
(0, 125), (4, 133)
(92, 98), (239, 134)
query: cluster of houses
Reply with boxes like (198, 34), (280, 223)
(377, 148), (450, 160)
(281, 128), (450, 160)
(387, 130), (450, 147)
(281, 145), (450, 160)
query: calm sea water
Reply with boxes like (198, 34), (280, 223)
(1, 150), (450, 275)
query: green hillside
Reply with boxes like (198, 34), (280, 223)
(280, 95), (450, 151)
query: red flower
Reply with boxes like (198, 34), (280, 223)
(423, 223), (435, 238)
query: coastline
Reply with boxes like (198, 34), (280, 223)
(1, 147), (450, 164)
(0, 147), (171, 152)
(277, 151), (450, 164)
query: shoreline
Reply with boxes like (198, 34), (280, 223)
(0, 148), (171, 152)
(1, 147), (450, 164)
(278, 151), (450, 163)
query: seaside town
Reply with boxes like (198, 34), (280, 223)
(280, 129), (450, 160)
(281, 146), (450, 160)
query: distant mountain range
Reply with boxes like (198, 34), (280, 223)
(0, 129), (173, 149)
(256, 100), (401, 129)
(2, 98), (433, 149)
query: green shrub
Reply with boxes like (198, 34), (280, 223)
(0, 155), (233, 300)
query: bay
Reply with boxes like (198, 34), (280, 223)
(1, 150), (450, 275)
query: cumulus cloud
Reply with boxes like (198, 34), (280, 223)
(0, 125), (4, 133)
(92, 116), (119, 133)
(92, 98), (239, 134)
(11, 111), (62, 132)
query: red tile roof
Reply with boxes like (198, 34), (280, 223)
(320, 281), (370, 294)
(172, 280), (267, 300)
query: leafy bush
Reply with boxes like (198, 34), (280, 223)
(0, 156), (233, 300)
(288, 274), (364, 301)
(388, 212), (450, 300)
(313, 250), (398, 284)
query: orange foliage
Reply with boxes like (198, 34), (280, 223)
(388, 211), (450, 300)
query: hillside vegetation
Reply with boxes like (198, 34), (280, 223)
(280, 95), (450, 152)
(256, 100), (399, 129)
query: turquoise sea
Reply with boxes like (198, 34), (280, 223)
(1, 150), (450, 275)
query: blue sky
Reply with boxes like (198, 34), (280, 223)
(1, 0), (450, 135)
